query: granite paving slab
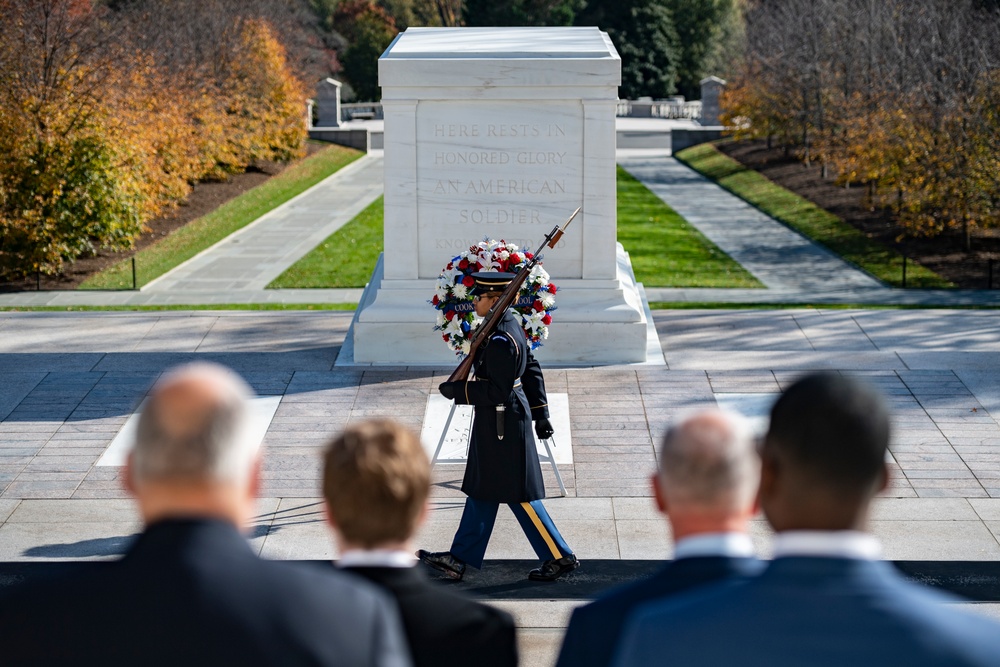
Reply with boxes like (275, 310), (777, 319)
(1, 309), (1000, 564)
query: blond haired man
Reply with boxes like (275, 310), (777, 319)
(323, 419), (518, 667)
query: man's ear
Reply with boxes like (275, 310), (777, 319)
(877, 460), (890, 494)
(756, 449), (777, 510)
(248, 453), (263, 501)
(124, 452), (137, 496)
(652, 472), (668, 514)
(323, 501), (338, 530)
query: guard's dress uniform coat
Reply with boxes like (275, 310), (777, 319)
(453, 308), (549, 504)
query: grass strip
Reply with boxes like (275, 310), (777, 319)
(617, 166), (761, 287)
(648, 302), (1000, 310)
(0, 303), (357, 312)
(80, 143), (363, 290)
(269, 196), (383, 288)
(271, 170), (762, 289)
(673, 143), (951, 289)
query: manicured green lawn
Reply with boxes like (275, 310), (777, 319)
(616, 166), (761, 287)
(270, 169), (762, 289)
(80, 143), (363, 290)
(647, 302), (999, 310)
(268, 195), (384, 288)
(674, 143), (951, 289)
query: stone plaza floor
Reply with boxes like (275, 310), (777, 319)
(3, 308), (1000, 664)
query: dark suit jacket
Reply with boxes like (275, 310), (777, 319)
(0, 518), (411, 667)
(555, 555), (762, 667)
(343, 564), (518, 667)
(614, 557), (1000, 667)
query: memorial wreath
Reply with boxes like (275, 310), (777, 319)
(432, 239), (557, 356)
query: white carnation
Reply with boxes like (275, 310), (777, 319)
(436, 312), (446, 327)
(540, 293), (555, 308)
(460, 340), (471, 355)
(453, 283), (468, 300)
(498, 250), (510, 261)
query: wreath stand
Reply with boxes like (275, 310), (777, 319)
(430, 401), (567, 498)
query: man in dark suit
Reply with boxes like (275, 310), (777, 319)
(0, 362), (410, 667)
(323, 418), (518, 667)
(613, 373), (1000, 667)
(555, 409), (762, 667)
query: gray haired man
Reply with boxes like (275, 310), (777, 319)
(0, 362), (411, 667)
(556, 409), (763, 667)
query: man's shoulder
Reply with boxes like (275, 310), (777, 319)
(349, 566), (516, 665)
(260, 559), (391, 606)
(357, 565), (513, 626)
(617, 559), (1000, 665)
(574, 557), (759, 624)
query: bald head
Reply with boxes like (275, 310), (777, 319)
(132, 363), (256, 486)
(658, 410), (759, 518)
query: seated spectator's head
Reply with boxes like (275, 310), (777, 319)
(323, 419), (430, 550)
(655, 410), (759, 538)
(760, 372), (890, 533)
(127, 362), (259, 526)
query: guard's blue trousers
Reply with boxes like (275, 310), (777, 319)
(449, 497), (573, 569)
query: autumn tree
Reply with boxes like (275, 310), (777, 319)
(0, 0), (145, 278)
(727, 0), (1000, 246)
(0, 0), (312, 279)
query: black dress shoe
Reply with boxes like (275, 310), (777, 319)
(528, 554), (580, 581)
(416, 549), (466, 580)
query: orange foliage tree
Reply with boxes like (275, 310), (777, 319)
(0, 0), (310, 279)
(726, 0), (1000, 247)
(0, 0), (146, 278)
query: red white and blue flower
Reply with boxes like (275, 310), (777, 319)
(432, 239), (557, 356)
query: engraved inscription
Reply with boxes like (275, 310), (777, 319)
(458, 208), (541, 224)
(416, 101), (583, 277)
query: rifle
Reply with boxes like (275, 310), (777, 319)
(447, 206), (581, 383)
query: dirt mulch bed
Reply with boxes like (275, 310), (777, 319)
(717, 140), (1000, 290)
(1, 142), (325, 293)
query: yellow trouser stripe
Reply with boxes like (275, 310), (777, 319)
(521, 502), (561, 559)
